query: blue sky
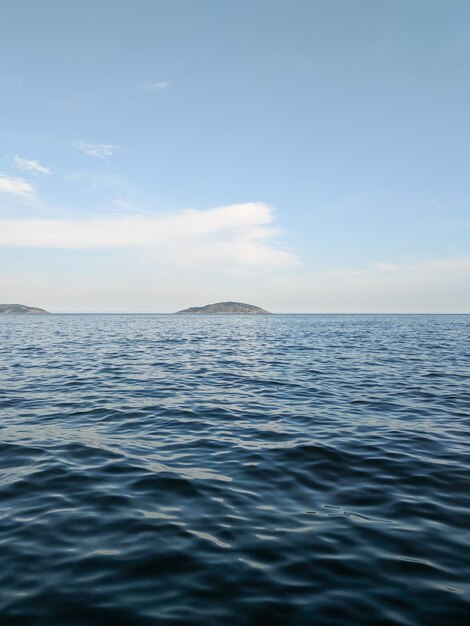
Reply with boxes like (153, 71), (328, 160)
(1, 0), (469, 312)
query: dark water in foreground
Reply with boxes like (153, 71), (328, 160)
(0, 314), (469, 625)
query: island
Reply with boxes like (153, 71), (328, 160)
(176, 301), (270, 315)
(0, 304), (50, 314)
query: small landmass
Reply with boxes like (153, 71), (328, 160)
(176, 301), (270, 315)
(0, 304), (50, 314)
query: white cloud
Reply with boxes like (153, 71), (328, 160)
(4, 76), (23, 86)
(137, 81), (168, 92)
(0, 202), (297, 269)
(0, 173), (35, 197)
(372, 262), (400, 273)
(73, 140), (120, 158)
(13, 155), (50, 175)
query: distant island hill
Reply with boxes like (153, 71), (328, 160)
(0, 302), (270, 315)
(176, 302), (270, 314)
(0, 304), (50, 314)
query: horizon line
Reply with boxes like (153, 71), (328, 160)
(14, 311), (470, 315)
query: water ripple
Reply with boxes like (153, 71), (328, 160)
(0, 314), (469, 625)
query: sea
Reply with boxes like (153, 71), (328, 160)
(0, 314), (469, 625)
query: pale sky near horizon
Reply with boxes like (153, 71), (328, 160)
(1, 0), (469, 312)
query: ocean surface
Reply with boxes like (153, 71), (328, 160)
(0, 314), (469, 626)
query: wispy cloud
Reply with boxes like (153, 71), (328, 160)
(14, 155), (50, 175)
(3, 76), (23, 86)
(372, 262), (400, 273)
(259, 256), (470, 312)
(0, 202), (297, 269)
(0, 173), (35, 197)
(73, 140), (121, 158)
(137, 81), (168, 92)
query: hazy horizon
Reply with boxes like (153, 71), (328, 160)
(4, 306), (470, 315)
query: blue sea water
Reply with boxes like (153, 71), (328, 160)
(0, 313), (469, 626)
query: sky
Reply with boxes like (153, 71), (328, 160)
(1, 0), (469, 312)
